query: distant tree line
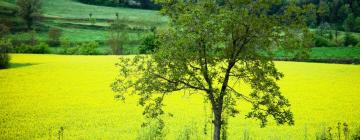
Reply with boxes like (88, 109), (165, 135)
(270, 0), (360, 32)
(76, 0), (161, 10)
(76, 0), (359, 32)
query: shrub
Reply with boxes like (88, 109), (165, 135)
(108, 19), (129, 55)
(13, 43), (50, 54)
(48, 28), (62, 47)
(56, 41), (101, 55)
(32, 43), (50, 54)
(0, 39), (12, 69)
(356, 42), (360, 48)
(314, 35), (337, 47)
(140, 34), (158, 54)
(10, 30), (37, 46)
(344, 33), (358, 47)
(77, 41), (100, 55)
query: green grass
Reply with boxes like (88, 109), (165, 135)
(275, 47), (360, 62)
(310, 47), (360, 59)
(0, 54), (359, 139)
(42, 0), (167, 26)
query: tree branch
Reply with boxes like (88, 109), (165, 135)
(226, 86), (255, 103)
(153, 73), (208, 92)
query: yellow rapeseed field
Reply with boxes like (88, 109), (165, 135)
(0, 54), (359, 139)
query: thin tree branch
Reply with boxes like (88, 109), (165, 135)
(226, 86), (255, 104)
(153, 73), (208, 92)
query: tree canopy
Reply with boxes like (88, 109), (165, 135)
(112, 0), (313, 140)
(16, 0), (42, 30)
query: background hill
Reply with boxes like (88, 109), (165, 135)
(0, 0), (359, 63)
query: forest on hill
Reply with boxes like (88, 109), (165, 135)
(77, 0), (360, 33)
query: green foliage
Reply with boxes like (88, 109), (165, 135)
(76, 0), (160, 10)
(317, 1), (330, 23)
(108, 18), (129, 55)
(136, 119), (166, 140)
(47, 28), (62, 47)
(13, 42), (49, 54)
(0, 39), (12, 69)
(293, 0), (360, 32)
(16, 0), (42, 30)
(356, 42), (360, 48)
(59, 41), (101, 55)
(113, 1), (312, 140)
(344, 13), (356, 32)
(9, 30), (38, 46)
(88, 13), (96, 25)
(344, 33), (359, 47)
(140, 33), (157, 54)
(0, 24), (10, 38)
(355, 17), (360, 32)
(77, 41), (100, 55)
(32, 43), (50, 54)
(352, 127), (360, 140)
(314, 35), (337, 47)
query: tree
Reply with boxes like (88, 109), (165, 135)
(16, 0), (42, 30)
(108, 14), (128, 55)
(140, 27), (158, 54)
(0, 39), (12, 69)
(344, 13), (355, 32)
(338, 4), (351, 22)
(0, 24), (10, 38)
(112, 1), (312, 140)
(354, 17), (360, 32)
(317, 0), (330, 23)
(48, 28), (62, 47)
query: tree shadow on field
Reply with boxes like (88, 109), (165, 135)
(9, 63), (39, 69)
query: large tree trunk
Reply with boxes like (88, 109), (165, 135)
(213, 107), (222, 140)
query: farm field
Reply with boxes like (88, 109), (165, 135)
(0, 54), (359, 139)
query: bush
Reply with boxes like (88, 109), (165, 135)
(13, 43), (50, 54)
(58, 41), (101, 55)
(140, 34), (158, 54)
(48, 28), (62, 47)
(356, 42), (360, 48)
(77, 41), (100, 55)
(10, 31), (37, 46)
(344, 33), (359, 47)
(32, 43), (50, 54)
(108, 22), (129, 55)
(0, 39), (12, 69)
(314, 35), (337, 47)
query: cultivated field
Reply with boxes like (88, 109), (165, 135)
(0, 54), (359, 139)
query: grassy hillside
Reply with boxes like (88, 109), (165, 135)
(0, 54), (359, 139)
(42, 0), (167, 25)
(1, 0), (359, 62)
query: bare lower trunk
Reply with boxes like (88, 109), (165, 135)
(213, 108), (222, 140)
